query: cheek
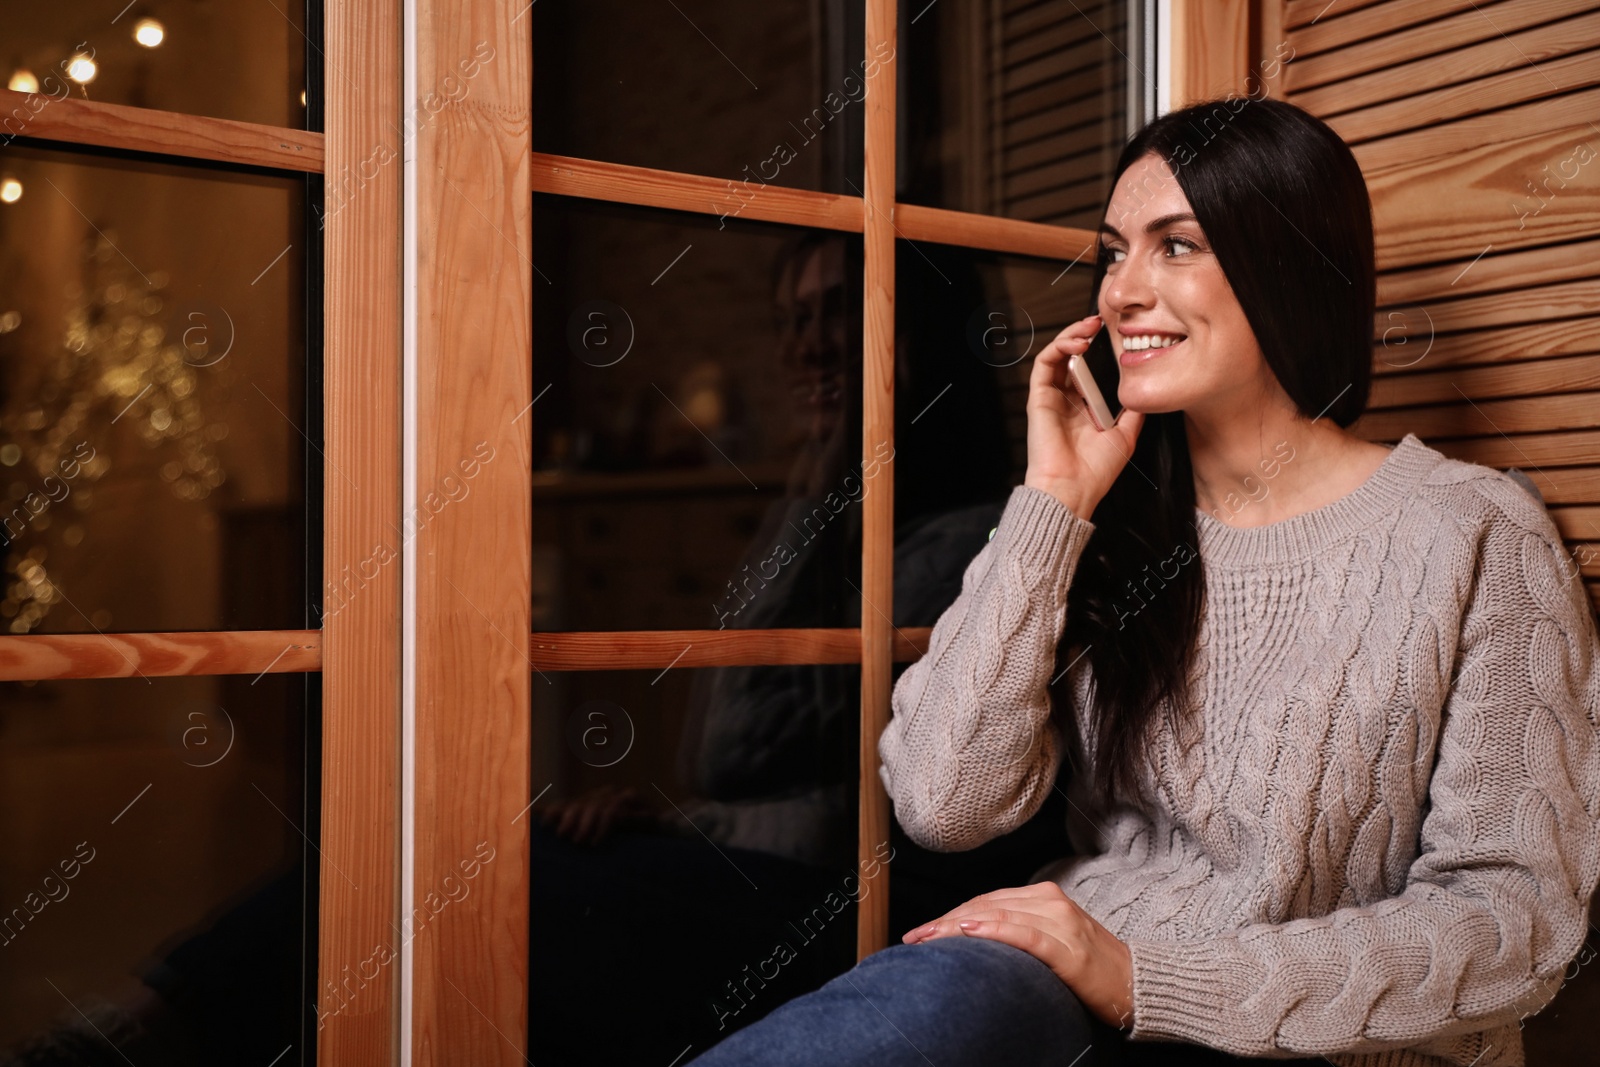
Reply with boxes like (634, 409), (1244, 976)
(1208, 311), (1267, 382)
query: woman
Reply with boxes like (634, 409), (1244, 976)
(683, 97), (1600, 1067)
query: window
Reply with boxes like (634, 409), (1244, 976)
(2, 1), (1164, 1063)
(510, 2), (1150, 1063)
(0, 3), (399, 1066)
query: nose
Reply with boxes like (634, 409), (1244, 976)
(798, 313), (827, 366)
(775, 306), (809, 362)
(1101, 251), (1156, 318)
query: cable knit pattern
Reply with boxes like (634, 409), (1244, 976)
(875, 433), (1600, 1067)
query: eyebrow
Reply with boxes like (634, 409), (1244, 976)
(1098, 212), (1199, 240)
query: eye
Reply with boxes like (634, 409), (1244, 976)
(1098, 242), (1126, 264)
(1164, 235), (1199, 256)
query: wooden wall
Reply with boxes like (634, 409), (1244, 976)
(1249, 0), (1600, 617)
(992, 0), (1130, 228)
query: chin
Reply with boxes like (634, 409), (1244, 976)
(1116, 392), (1177, 416)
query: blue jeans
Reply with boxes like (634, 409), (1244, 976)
(683, 935), (1330, 1067)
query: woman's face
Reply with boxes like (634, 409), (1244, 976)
(1095, 151), (1273, 420)
(775, 240), (849, 440)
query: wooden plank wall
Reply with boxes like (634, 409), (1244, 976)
(995, 0), (1130, 228)
(1262, 0), (1600, 616)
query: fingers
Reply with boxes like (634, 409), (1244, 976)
(572, 801), (606, 845)
(953, 882), (1067, 910)
(555, 803), (581, 839)
(946, 917), (1061, 968)
(1051, 312), (1102, 339)
(903, 883), (1075, 942)
(1110, 405), (1146, 453)
(1035, 314), (1101, 370)
(1030, 315), (1101, 411)
(547, 794), (611, 844)
(948, 882), (1070, 919)
(907, 903), (1072, 949)
(1029, 335), (1063, 396)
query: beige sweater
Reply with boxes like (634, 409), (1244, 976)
(877, 433), (1600, 1066)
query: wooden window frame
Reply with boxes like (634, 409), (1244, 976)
(414, 0), (1600, 1059)
(408, 1), (1111, 1063)
(0, 1), (405, 1064)
(0, 2), (1242, 1064)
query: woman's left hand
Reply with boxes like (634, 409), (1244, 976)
(902, 881), (1135, 1030)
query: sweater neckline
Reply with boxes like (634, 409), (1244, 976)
(1192, 433), (1435, 567)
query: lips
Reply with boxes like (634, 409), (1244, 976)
(792, 371), (842, 408)
(1120, 334), (1196, 347)
(1118, 336), (1185, 366)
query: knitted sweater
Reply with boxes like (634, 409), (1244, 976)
(877, 433), (1600, 1067)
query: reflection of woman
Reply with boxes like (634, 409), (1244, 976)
(687, 98), (1600, 1067)
(530, 229), (1048, 1066)
(539, 229), (1027, 868)
(669, 232), (1018, 871)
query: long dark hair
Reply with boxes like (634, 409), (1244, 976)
(1052, 97), (1377, 807)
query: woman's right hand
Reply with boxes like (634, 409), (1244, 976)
(1023, 314), (1145, 521)
(535, 784), (670, 846)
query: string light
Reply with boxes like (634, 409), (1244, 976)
(0, 231), (230, 632)
(7, 70), (39, 94)
(65, 52), (97, 84)
(134, 18), (166, 48)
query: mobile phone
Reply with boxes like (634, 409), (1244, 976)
(1066, 325), (1123, 431)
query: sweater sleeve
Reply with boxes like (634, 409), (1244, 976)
(1122, 504), (1600, 1058)
(876, 483), (1096, 852)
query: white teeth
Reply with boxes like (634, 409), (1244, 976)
(1123, 334), (1184, 351)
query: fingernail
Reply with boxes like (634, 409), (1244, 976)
(958, 920), (979, 930)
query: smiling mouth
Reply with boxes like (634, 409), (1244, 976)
(1120, 337), (1184, 367)
(1119, 334), (1187, 352)
(791, 372), (842, 408)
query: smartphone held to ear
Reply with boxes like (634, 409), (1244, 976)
(1066, 325), (1123, 431)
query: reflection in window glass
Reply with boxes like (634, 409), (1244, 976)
(2, 3), (308, 129)
(531, 195), (867, 631)
(530, 662), (858, 1064)
(0, 673), (317, 1065)
(528, 663), (1074, 1064)
(0, 143), (312, 634)
(532, 0), (866, 194)
(901, 0), (1129, 228)
(530, 200), (1096, 636)
(889, 238), (1097, 627)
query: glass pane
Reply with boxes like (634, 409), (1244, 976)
(2, 3), (308, 129)
(901, 0), (1129, 228)
(530, 662), (857, 1065)
(532, 0), (866, 195)
(0, 143), (312, 633)
(3, 2), (310, 129)
(529, 662), (1074, 1064)
(532, 194), (866, 631)
(0, 672), (318, 1066)
(890, 238), (1095, 627)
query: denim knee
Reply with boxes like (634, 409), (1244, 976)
(686, 934), (1103, 1067)
(853, 937), (1102, 1064)
(863, 938), (1075, 1009)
